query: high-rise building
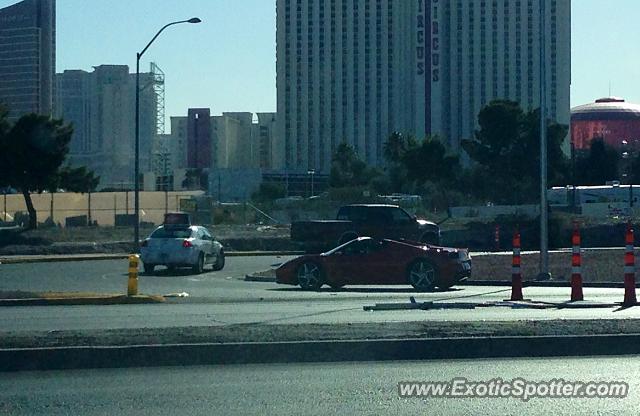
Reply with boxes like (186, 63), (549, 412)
(0, 0), (55, 120)
(187, 108), (212, 169)
(169, 111), (277, 172)
(169, 116), (188, 169)
(276, 0), (571, 173)
(220, 112), (255, 168)
(55, 65), (157, 188)
(255, 112), (278, 169)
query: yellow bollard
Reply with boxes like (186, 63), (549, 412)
(127, 254), (139, 296)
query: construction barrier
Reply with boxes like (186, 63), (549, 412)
(570, 222), (584, 301)
(510, 229), (523, 301)
(623, 223), (636, 306)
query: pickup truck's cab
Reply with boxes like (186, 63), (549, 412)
(335, 204), (440, 244)
(291, 204), (440, 252)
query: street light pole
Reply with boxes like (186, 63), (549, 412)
(622, 139), (633, 214)
(134, 17), (201, 249)
(538, 0), (550, 279)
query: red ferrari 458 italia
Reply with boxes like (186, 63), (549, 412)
(275, 237), (471, 291)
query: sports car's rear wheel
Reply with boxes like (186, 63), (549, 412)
(192, 253), (205, 274)
(297, 261), (324, 290)
(407, 259), (437, 291)
(143, 263), (155, 274)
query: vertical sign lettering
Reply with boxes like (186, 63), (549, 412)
(431, 0), (439, 82)
(417, 0), (425, 75)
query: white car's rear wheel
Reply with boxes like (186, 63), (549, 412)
(192, 253), (205, 274)
(213, 250), (225, 271)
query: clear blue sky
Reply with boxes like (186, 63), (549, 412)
(2, 0), (639, 122)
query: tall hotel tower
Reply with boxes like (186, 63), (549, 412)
(275, 0), (570, 172)
(0, 0), (56, 121)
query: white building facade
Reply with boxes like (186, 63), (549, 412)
(276, 0), (571, 173)
(168, 111), (278, 172)
(55, 65), (157, 189)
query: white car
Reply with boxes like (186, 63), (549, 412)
(140, 225), (225, 274)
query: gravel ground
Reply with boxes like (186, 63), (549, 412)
(473, 249), (628, 283)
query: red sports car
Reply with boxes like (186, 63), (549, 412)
(275, 237), (471, 291)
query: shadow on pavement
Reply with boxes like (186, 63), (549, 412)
(268, 287), (463, 294)
(142, 268), (205, 278)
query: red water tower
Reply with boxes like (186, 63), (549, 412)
(571, 97), (640, 153)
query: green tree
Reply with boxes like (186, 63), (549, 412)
(251, 182), (286, 203)
(383, 131), (418, 164)
(0, 113), (98, 229)
(382, 132), (418, 191)
(403, 136), (460, 185)
(461, 100), (569, 204)
(574, 138), (620, 185)
(329, 142), (377, 188)
(630, 151), (640, 184)
(56, 166), (100, 193)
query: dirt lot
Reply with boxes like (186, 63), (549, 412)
(1, 224), (290, 243)
(0, 224), (293, 255)
(473, 249), (628, 283)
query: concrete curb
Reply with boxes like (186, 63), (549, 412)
(0, 294), (165, 307)
(460, 280), (630, 288)
(0, 254), (129, 264)
(3, 334), (640, 372)
(0, 251), (303, 264)
(228, 251), (303, 257)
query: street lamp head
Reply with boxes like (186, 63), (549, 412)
(188, 17), (202, 23)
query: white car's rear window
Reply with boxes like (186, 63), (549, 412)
(150, 228), (193, 239)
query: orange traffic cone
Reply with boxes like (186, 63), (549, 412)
(510, 229), (523, 301)
(623, 222), (637, 306)
(570, 222), (584, 301)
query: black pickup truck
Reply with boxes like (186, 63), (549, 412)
(290, 204), (441, 252)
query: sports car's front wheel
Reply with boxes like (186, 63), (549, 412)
(407, 259), (437, 291)
(297, 261), (324, 290)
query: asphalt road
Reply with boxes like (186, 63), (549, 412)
(0, 256), (290, 298)
(3, 258), (640, 334)
(1, 356), (638, 415)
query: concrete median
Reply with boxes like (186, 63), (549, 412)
(3, 333), (640, 372)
